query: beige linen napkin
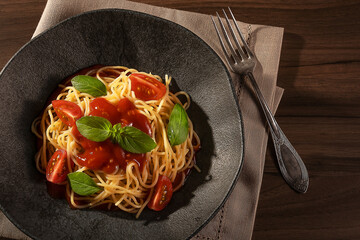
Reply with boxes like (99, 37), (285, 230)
(0, 1), (284, 239)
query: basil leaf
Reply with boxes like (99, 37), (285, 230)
(109, 123), (123, 141)
(71, 75), (107, 97)
(113, 125), (156, 154)
(113, 123), (124, 133)
(76, 116), (112, 142)
(67, 172), (102, 196)
(167, 103), (189, 146)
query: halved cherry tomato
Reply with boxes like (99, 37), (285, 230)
(117, 98), (152, 136)
(129, 73), (166, 101)
(46, 149), (71, 184)
(89, 98), (121, 125)
(52, 100), (83, 127)
(148, 175), (173, 211)
(117, 97), (135, 113)
(76, 141), (113, 170)
(125, 152), (147, 171)
(112, 144), (127, 170)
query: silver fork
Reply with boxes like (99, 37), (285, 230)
(212, 8), (309, 193)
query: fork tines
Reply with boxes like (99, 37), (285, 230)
(211, 7), (253, 68)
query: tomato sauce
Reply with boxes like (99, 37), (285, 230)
(72, 97), (151, 174)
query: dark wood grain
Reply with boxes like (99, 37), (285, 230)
(0, 0), (359, 239)
(0, 0), (45, 68)
(256, 117), (360, 239)
(265, 117), (360, 176)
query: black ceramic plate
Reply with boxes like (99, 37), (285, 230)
(0, 9), (243, 240)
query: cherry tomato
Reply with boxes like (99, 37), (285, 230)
(112, 144), (127, 170)
(101, 142), (126, 174)
(129, 73), (166, 101)
(46, 149), (71, 184)
(101, 158), (119, 174)
(125, 152), (147, 171)
(76, 141), (113, 170)
(117, 97), (135, 113)
(148, 175), (173, 211)
(52, 100), (83, 127)
(124, 111), (152, 136)
(117, 98), (152, 136)
(89, 98), (121, 125)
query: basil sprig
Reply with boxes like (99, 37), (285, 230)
(71, 75), (107, 97)
(167, 103), (189, 146)
(67, 172), (102, 196)
(76, 116), (156, 154)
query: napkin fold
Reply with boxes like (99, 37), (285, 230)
(0, 1), (284, 239)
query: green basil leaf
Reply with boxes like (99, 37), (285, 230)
(71, 75), (107, 97)
(113, 123), (124, 133)
(109, 123), (123, 141)
(76, 116), (112, 142)
(67, 172), (102, 196)
(167, 103), (189, 146)
(113, 125), (156, 154)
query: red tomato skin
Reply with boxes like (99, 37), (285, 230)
(125, 152), (147, 171)
(117, 97), (135, 113)
(112, 144), (127, 170)
(129, 73), (166, 101)
(46, 149), (71, 184)
(101, 142), (126, 174)
(52, 100), (83, 127)
(117, 98), (152, 136)
(121, 110), (152, 136)
(89, 98), (121, 125)
(148, 175), (173, 211)
(76, 141), (113, 170)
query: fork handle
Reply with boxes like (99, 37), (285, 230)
(247, 72), (309, 193)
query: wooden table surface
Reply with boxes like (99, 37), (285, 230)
(1, 1), (359, 239)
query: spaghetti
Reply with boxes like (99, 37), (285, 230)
(32, 65), (200, 217)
